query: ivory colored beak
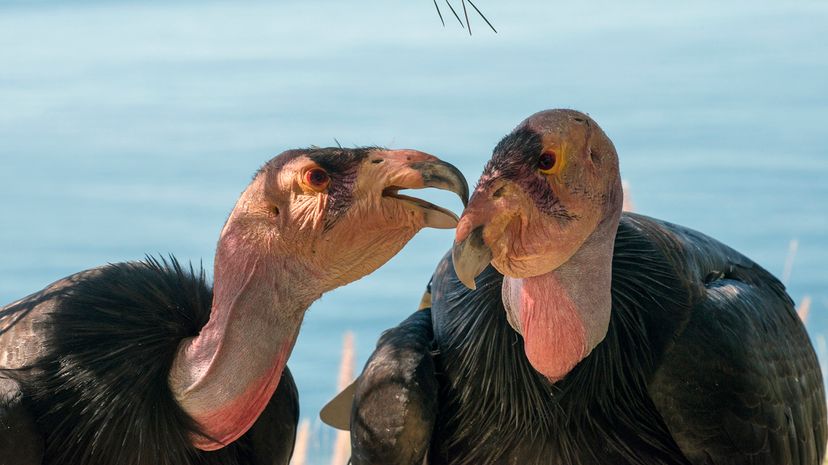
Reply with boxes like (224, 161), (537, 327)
(377, 149), (469, 230)
(452, 224), (493, 290)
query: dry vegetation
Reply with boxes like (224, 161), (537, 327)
(290, 333), (354, 465)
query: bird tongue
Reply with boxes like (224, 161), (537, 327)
(502, 272), (588, 382)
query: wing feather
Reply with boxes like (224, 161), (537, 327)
(350, 309), (438, 465)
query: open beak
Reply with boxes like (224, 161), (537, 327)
(375, 149), (469, 229)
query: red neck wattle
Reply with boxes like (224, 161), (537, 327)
(503, 273), (588, 382)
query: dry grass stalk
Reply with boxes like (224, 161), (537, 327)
(330, 332), (355, 465)
(797, 295), (813, 324)
(622, 180), (635, 212)
(290, 419), (311, 465)
(782, 239), (798, 285)
(336, 332), (355, 391)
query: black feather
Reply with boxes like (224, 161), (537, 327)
(2, 256), (298, 465)
(429, 214), (693, 464)
(349, 213), (826, 464)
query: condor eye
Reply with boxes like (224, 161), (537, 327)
(538, 151), (557, 173)
(305, 168), (330, 190)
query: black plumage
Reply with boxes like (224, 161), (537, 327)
(0, 257), (299, 465)
(1, 145), (470, 465)
(349, 213), (827, 465)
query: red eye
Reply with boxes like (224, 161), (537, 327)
(538, 151), (556, 172)
(305, 168), (330, 189)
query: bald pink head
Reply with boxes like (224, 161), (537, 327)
(170, 147), (468, 450)
(453, 110), (622, 381)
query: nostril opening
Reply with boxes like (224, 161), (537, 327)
(371, 159), (383, 164)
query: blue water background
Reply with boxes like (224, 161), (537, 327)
(1, 0), (827, 461)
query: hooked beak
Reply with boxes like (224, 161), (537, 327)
(451, 183), (505, 289)
(375, 149), (469, 229)
(452, 224), (492, 290)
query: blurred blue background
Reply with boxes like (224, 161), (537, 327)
(1, 0), (826, 461)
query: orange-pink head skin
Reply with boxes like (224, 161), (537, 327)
(453, 109), (623, 382)
(169, 147), (468, 450)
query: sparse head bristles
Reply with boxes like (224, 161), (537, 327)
(255, 146), (388, 180)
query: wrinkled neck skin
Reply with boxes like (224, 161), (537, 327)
(169, 226), (321, 451)
(502, 215), (619, 383)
